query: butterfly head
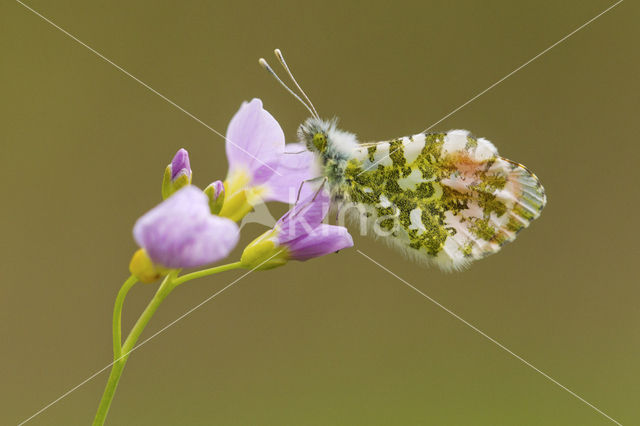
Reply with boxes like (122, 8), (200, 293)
(298, 117), (360, 165)
(298, 117), (333, 154)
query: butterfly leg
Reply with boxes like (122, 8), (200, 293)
(311, 177), (328, 201)
(294, 176), (325, 204)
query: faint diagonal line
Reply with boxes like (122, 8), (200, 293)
(357, 0), (624, 176)
(422, 0), (623, 132)
(17, 251), (283, 426)
(357, 249), (623, 426)
(15, 0), (282, 176)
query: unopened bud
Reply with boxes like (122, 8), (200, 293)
(129, 248), (169, 283)
(204, 180), (225, 215)
(162, 148), (192, 199)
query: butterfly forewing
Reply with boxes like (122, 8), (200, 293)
(342, 130), (546, 270)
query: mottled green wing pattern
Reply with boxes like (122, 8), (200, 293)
(341, 130), (546, 270)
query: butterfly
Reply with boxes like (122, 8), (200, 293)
(260, 50), (546, 271)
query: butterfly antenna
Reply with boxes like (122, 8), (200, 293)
(258, 58), (317, 118)
(274, 49), (319, 119)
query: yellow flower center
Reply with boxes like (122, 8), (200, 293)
(218, 169), (268, 222)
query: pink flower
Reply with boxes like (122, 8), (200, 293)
(219, 99), (318, 221)
(133, 187), (239, 269)
(240, 190), (353, 270)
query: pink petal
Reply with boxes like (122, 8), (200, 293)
(133, 187), (239, 268)
(225, 99), (284, 185)
(263, 143), (320, 203)
(276, 190), (331, 243)
(287, 225), (354, 261)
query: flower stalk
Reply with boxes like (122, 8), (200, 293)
(112, 275), (138, 359)
(93, 262), (244, 425)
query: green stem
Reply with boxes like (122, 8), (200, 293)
(93, 261), (244, 425)
(112, 275), (138, 359)
(93, 273), (175, 426)
(172, 261), (243, 286)
(92, 361), (125, 424)
(121, 272), (176, 354)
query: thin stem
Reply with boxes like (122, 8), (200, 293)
(92, 273), (174, 426)
(112, 275), (138, 359)
(121, 272), (176, 355)
(92, 361), (125, 425)
(172, 261), (243, 286)
(93, 261), (243, 425)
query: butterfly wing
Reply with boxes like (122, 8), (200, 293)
(342, 130), (546, 270)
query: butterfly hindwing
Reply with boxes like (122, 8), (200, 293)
(341, 130), (546, 270)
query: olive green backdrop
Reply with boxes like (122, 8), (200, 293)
(2, 1), (639, 425)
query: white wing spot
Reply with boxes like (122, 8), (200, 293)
(397, 168), (425, 190)
(379, 194), (392, 208)
(442, 130), (470, 155)
(474, 137), (497, 161)
(408, 208), (426, 235)
(372, 143), (393, 166)
(403, 134), (425, 163)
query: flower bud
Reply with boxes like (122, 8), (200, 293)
(204, 180), (225, 215)
(129, 248), (169, 283)
(162, 148), (192, 199)
(240, 230), (289, 271)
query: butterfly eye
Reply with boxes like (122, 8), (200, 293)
(312, 133), (327, 152)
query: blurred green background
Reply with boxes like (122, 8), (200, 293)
(2, 0), (639, 425)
